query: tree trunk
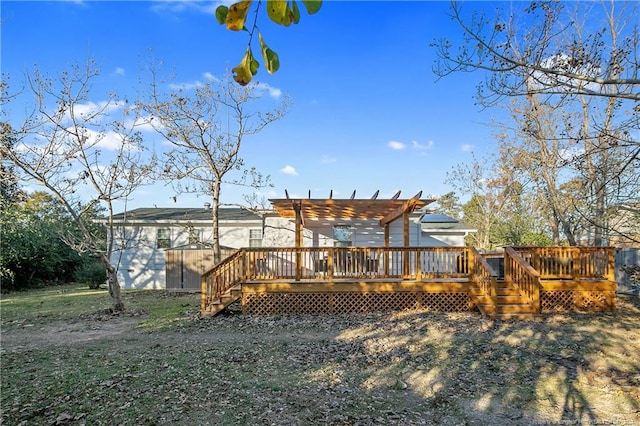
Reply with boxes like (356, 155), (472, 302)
(211, 178), (222, 265)
(104, 260), (124, 312)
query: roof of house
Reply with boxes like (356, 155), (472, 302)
(420, 213), (477, 232)
(421, 222), (477, 231)
(111, 207), (262, 223)
(420, 213), (459, 223)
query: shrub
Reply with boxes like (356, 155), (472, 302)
(74, 258), (106, 289)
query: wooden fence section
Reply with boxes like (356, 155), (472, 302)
(166, 247), (235, 291)
(514, 247), (615, 281)
(512, 247), (616, 313)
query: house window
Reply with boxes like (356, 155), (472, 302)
(249, 228), (263, 247)
(333, 225), (353, 247)
(157, 228), (171, 249)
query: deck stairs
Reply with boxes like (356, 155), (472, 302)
(471, 279), (539, 319)
(206, 285), (242, 316)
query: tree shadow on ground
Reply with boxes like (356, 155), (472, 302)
(320, 294), (640, 424)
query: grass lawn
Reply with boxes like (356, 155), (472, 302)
(1, 284), (639, 425)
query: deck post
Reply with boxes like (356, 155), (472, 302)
(572, 247), (579, 281)
(532, 276), (541, 313)
(384, 225), (390, 276)
(403, 212), (410, 276)
(200, 273), (207, 314)
(327, 247), (334, 282)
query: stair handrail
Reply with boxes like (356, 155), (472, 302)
(200, 249), (246, 314)
(504, 247), (541, 313)
(469, 247), (498, 312)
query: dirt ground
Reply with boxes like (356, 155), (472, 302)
(2, 295), (640, 425)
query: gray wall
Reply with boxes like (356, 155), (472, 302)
(616, 248), (640, 295)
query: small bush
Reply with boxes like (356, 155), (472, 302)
(74, 258), (106, 289)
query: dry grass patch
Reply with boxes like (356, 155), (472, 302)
(1, 289), (639, 425)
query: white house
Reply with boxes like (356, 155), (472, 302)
(110, 202), (476, 290)
(110, 207), (263, 290)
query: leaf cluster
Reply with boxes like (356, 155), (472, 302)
(0, 192), (90, 291)
(215, 0), (322, 85)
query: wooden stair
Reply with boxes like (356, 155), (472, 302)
(206, 285), (242, 316)
(472, 279), (539, 319)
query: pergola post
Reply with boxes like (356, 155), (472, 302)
(294, 202), (303, 281)
(403, 211), (410, 276)
(384, 224), (390, 276)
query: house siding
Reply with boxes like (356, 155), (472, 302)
(111, 220), (262, 290)
(262, 216), (459, 248)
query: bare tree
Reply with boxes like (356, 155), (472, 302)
(445, 155), (519, 250)
(495, 93), (585, 245)
(140, 68), (289, 263)
(433, 1), (640, 104)
(436, 1), (640, 245)
(1, 61), (155, 311)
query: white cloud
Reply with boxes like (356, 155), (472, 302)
(532, 54), (602, 93)
(72, 100), (126, 121)
(252, 82), (282, 99)
(280, 165), (299, 176)
(203, 72), (217, 82)
(169, 72), (215, 90)
(388, 141), (406, 150)
(168, 80), (203, 91)
(320, 155), (336, 164)
(461, 144), (474, 152)
(412, 140), (434, 151)
(150, 0), (221, 16)
(113, 67), (125, 76)
(80, 128), (124, 151)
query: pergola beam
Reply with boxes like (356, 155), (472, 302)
(379, 191), (423, 226)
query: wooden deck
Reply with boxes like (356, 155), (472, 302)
(201, 246), (616, 319)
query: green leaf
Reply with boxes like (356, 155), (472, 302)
(267, 0), (291, 26)
(226, 0), (252, 31)
(250, 52), (259, 75)
(259, 33), (280, 74)
(215, 5), (228, 25)
(301, 0), (322, 14)
(291, 0), (301, 24)
(232, 48), (259, 86)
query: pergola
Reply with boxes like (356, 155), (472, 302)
(269, 190), (434, 247)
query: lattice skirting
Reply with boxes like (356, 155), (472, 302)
(242, 292), (471, 315)
(541, 290), (615, 312)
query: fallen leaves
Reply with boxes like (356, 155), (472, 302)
(2, 296), (640, 425)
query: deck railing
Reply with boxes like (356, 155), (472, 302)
(469, 247), (498, 309)
(201, 247), (474, 311)
(505, 247), (541, 312)
(242, 246), (472, 281)
(513, 246), (615, 281)
(200, 249), (244, 313)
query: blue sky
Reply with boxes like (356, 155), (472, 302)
(2, 1), (501, 212)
